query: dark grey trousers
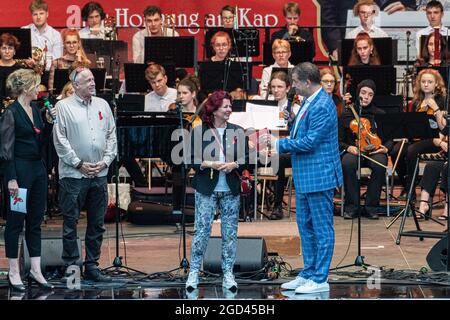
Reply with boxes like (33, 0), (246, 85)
(58, 176), (107, 270)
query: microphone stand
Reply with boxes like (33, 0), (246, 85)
(175, 101), (190, 273)
(332, 97), (370, 270)
(103, 46), (146, 277)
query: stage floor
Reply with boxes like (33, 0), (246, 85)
(0, 188), (449, 300)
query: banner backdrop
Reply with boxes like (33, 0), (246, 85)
(0, 0), (328, 65)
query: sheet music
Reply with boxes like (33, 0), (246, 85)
(229, 102), (281, 130)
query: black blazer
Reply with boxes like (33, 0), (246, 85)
(1, 100), (44, 182)
(190, 122), (249, 196)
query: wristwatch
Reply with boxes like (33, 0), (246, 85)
(76, 160), (84, 169)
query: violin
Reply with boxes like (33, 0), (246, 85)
(343, 74), (381, 153)
(346, 103), (382, 153)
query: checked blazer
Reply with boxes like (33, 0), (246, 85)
(278, 88), (343, 193)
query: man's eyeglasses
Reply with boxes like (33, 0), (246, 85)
(359, 10), (374, 17)
(321, 80), (336, 85)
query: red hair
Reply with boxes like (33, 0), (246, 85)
(201, 90), (232, 127)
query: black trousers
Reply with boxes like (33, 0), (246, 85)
(342, 152), (387, 211)
(59, 176), (107, 270)
(4, 159), (47, 258)
(274, 154), (292, 206)
(419, 161), (448, 195)
(390, 139), (440, 190)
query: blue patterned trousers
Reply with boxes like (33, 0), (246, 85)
(189, 191), (240, 273)
(296, 189), (335, 283)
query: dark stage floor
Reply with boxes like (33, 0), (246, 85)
(1, 273), (450, 300)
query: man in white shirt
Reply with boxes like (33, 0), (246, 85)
(53, 67), (117, 282)
(79, 2), (107, 39)
(346, 0), (389, 39)
(144, 63), (177, 112)
(416, 1), (449, 55)
(132, 6), (179, 63)
(23, 0), (62, 71)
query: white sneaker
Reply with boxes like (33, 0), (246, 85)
(222, 272), (238, 290)
(281, 275), (308, 290)
(186, 270), (199, 290)
(295, 279), (330, 294)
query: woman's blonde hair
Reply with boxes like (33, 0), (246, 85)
(6, 68), (41, 97)
(413, 68), (446, 104)
(60, 81), (74, 99)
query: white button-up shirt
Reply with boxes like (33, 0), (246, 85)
(79, 23), (107, 39)
(132, 28), (179, 63)
(345, 25), (389, 39)
(144, 87), (177, 112)
(22, 23), (63, 70)
(53, 94), (117, 179)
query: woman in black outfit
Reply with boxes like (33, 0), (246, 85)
(339, 79), (390, 219)
(390, 68), (446, 198)
(1, 68), (53, 291)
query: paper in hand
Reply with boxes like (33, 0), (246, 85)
(10, 188), (27, 214)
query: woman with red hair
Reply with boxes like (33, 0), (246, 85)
(48, 29), (91, 92)
(348, 32), (381, 66)
(185, 90), (249, 293)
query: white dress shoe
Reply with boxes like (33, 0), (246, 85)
(295, 279), (330, 294)
(281, 275), (308, 290)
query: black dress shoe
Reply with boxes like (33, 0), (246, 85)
(28, 271), (54, 290)
(8, 274), (26, 292)
(84, 269), (112, 282)
(270, 206), (283, 220)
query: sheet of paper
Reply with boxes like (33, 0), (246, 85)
(10, 188), (27, 214)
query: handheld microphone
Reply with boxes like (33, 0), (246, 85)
(286, 88), (296, 114)
(43, 99), (56, 121)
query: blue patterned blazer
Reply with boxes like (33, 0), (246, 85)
(278, 88), (343, 194)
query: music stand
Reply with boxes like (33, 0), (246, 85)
(263, 40), (314, 66)
(144, 36), (197, 68)
(376, 113), (442, 244)
(204, 28), (260, 59)
(338, 37), (397, 66)
(0, 28), (31, 59)
(81, 39), (128, 72)
(343, 66), (396, 97)
(199, 61), (252, 93)
(123, 63), (175, 93)
(117, 94), (145, 112)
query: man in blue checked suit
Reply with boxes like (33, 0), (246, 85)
(263, 62), (343, 294)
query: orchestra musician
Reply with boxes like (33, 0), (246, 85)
(348, 32), (382, 66)
(259, 39), (294, 99)
(266, 71), (300, 220)
(339, 79), (389, 219)
(48, 29), (92, 92)
(390, 68), (446, 199)
(271, 2), (315, 61)
(132, 6), (179, 63)
(345, 0), (389, 39)
(144, 63), (177, 112)
(220, 5), (236, 29)
(416, 102), (449, 220)
(416, 1), (449, 56)
(415, 31), (450, 67)
(23, 0), (62, 71)
(79, 2), (107, 39)
(320, 67), (343, 117)
(209, 31), (232, 62)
